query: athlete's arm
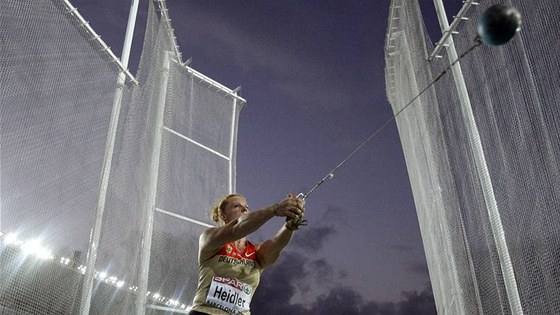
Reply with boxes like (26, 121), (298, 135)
(199, 197), (302, 262)
(256, 225), (294, 268)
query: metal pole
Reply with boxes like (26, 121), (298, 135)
(432, 1), (523, 314)
(79, 1), (140, 314)
(121, 0), (140, 69)
(228, 97), (238, 194)
(136, 51), (171, 315)
(428, 0), (478, 62)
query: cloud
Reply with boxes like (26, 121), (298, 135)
(251, 251), (310, 314)
(308, 258), (346, 284)
(310, 286), (366, 315)
(289, 205), (343, 251)
(252, 204), (435, 314)
(291, 226), (336, 252)
(253, 260), (437, 315)
(396, 284), (437, 315)
(387, 245), (430, 279)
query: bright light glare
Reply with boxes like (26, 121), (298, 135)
(167, 299), (179, 307)
(0, 233), (188, 308)
(21, 239), (54, 260)
(78, 265), (87, 274)
(60, 257), (71, 265)
(5, 233), (21, 245)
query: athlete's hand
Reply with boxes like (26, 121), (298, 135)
(284, 194), (306, 231)
(272, 194), (304, 221)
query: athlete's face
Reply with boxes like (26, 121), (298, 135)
(222, 196), (249, 223)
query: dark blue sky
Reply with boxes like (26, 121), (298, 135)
(163, 1), (426, 303)
(76, 0), (462, 309)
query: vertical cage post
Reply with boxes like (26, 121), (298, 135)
(432, 1), (523, 314)
(79, 1), (139, 313)
(136, 51), (171, 315)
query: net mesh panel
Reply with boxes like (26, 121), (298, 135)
(0, 0), (122, 313)
(385, 1), (560, 314)
(1, 0), (244, 314)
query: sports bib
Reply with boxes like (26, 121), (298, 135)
(206, 276), (253, 314)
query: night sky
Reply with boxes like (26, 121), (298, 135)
(75, 0), (466, 313)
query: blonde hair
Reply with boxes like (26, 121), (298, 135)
(211, 193), (244, 224)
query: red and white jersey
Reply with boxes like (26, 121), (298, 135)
(191, 241), (262, 315)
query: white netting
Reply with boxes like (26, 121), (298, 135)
(0, 0), (244, 314)
(385, 1), (560, 314)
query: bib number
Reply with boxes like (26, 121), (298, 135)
(206, 276), (253, 314)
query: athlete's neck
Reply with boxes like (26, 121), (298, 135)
(234, 238), (247, 251)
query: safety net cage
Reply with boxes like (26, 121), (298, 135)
(384, 0), (559, 314)
(0, 0), (245, 314)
